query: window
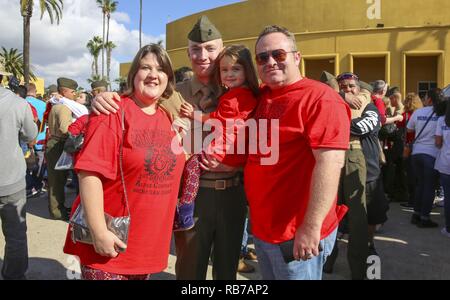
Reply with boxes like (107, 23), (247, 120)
(418, 81), (437, 100)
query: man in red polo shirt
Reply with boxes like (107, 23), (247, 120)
(244, 25), (351, 280)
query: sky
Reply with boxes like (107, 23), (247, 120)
(0, 0), (243, 90)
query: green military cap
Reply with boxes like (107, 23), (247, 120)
(57, 77), (78, 90)
(188, 15), (222, 43)
(47, 84), (58, 93)
(359, 81), (374, 93)
(320, 71), (336, 84)
(91, 80), (108, 90)
(386, 86), (400, 97)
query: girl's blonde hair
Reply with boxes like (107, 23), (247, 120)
(404, 92), (423, 113)
(212, 44), (260, 97)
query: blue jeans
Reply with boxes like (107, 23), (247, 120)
(254, 228), (337, 280)
(411, 154), (439, 218)
(440, 173), (450, 231)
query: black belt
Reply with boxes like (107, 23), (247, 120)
(199, 176), (241, 190)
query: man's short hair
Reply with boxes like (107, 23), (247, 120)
(256, 25), (297, 51)
(372, 80), (387, 94)
(27, 83), (37, 95)
(16, 85), (28, 99)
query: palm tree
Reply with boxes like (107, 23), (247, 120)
(20, 0), (63, 85)
(87, 74), (101, 85)
(97, 0), (118, 79)
(105, 1), (118, 79)
(86, 36), (103, 77)
(105, 41), (116, 88)
(0, 47), (36, 80)
(139, 0), (142, 49)
(96, 0), (106, 79)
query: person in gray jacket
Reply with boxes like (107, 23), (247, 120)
(0, 87), (38, 279)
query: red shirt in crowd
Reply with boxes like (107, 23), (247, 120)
(244, 78), (351, 243)
(372, 95), (387, 125)
(400, 111), (415, 144)
(67, 114), (89, 163)
(208, 87), (257, 167)
(28, 103), (38, 121)
(68, 114), (89, 136)
(63, 97), (185, 275)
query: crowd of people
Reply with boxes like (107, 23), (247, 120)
(0, 15), (449, 280)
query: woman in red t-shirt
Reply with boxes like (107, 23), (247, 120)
(63, 44), (185, 280)
(175, 45), (259, 231)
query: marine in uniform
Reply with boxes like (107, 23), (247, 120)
(45, 78), (78, 220)
(169, 16), (247, 280)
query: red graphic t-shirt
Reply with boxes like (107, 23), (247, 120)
(244, 78), (351, 243)
(208, 87), (257, 166)
(63, 97), (185, 275)
(372, 95), (387, 125)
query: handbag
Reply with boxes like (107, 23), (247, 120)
(379, 123), (398, 141)
(54, 151), (73, 170)
(403, 111), (435, 158)
(69, 109), (130, 250)
(64, 133), (84, 154)
(377, 139), (387, 165)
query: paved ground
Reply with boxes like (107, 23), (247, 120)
(1, 189), (449, 280)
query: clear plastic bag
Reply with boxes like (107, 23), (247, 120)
(55, 151), (73, 170)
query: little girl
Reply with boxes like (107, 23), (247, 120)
(173, 44), (259, 231)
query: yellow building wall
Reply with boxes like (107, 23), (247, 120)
(160, 0), (450, 96)
(119, 63), (132, 79)
(1, 76), (45, 95)
(27, 77), (45, 96)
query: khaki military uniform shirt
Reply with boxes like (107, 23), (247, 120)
(48, 104), (72, 141)
(161, 76), (237, 179)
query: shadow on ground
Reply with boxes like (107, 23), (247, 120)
(0, 257), (69, 280)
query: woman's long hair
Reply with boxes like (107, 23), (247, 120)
(428, 88), (446, 117)
(445, 97), (450, 127)
(404, 93), (423, 113)
(124, 44), (175, 99)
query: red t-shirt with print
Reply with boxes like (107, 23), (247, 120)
(244, 78), (351, 243)
(208, 87), (257, 167)
(372, 95), (387, 125)
(63, 97), (185, 275)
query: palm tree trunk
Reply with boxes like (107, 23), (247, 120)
(106, 15), (110, 85)
(95, 55), (99, 77)
(101, 13), (106, 79)
(139, 0), (142, 49)
(107, 48), (112, 90)
(23, 14), (31, 85)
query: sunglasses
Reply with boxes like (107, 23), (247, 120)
(337, 72), (359, 82)
(255, 49), (297, 65)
